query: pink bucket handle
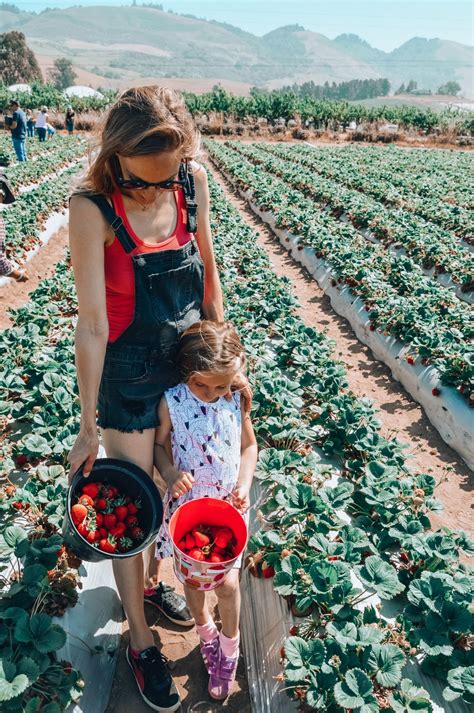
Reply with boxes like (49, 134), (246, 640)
(163, 480), (237, 537)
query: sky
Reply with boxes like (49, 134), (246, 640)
(9, 0), (474, 51)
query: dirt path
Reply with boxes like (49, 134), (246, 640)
(209, 161), (473, 536)
(106, 559), (250, 713)
(0, 227), (69, 330)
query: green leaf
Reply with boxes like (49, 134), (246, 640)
(0, 661), (29, 703)
(334, 668), (376, 709)
(284, 637), (326, 681)
(389, 678), (433, 712)
(22, 434), (50, 456)
(16, 656), (40, 684)
(367, 644), (405, 688)
(14, 614), (66, 653)
(356, 555), (404, 599)
(3, 527), (27, 549)
(25, 698), (42, 713)
(417, 628), (453, 657)
(443, 666), (474, 703)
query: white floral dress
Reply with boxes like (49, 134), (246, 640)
(155, 382), (242, 559)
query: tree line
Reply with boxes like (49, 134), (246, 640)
(280, 77), (391, 101)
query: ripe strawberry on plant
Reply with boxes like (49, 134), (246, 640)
(262, 561), (275, 578)
(71, 504), (88, 525)
(15, 454), (28, 467)
(432, 387), (441, 396)
(99, 536), (117, 554)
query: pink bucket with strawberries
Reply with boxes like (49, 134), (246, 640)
(167, 484), (248, 591)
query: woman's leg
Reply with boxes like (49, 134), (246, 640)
(101, 427), (156, 651)
(214, 569), (240, 638)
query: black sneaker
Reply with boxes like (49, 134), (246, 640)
(144, 582), (195, 627)
(126, 644), (181, 712)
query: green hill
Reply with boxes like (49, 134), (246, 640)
(1, 5), (472, 96)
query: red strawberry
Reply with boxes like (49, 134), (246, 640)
(432, 387), (441, 396)
(15, 454), (28, 467)
(95, 498), (107, 511)
(127, 502), (138, 514)
(369, 324), (376, 331)
(98, 527), (108, 539)
(12, 501), (23, 510)
(114, 505), (128, 522)
(95, 513), (104, 527)
(406, 356), (415, 365)
(105, 485), (118, 499)
(99, 536), (117, 554)
(81, 483), (99, 498)
(177, 539), (187, 552)
(130, 526), (144, 541)
(262, 562), (275, 578)
(103, 514), (117, 530)
(126, 514), (138, 527)
(184, 533), (196, 549)
(208, 553), (225, 563)
(78, 494), (94, 508)
(86, 529), (99, 544)
(71, 504), (88, 525)
(188, 548), (206, 561)
(77, 522), (88, 538)
(289, 625), (299, 636)
(110, 522), (127, 538)
(194, 531), (210, 548)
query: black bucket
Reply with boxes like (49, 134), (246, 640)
(62, 458), (164, 562)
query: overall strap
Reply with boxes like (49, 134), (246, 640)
(82, 193), (137, 254)
(179, 162), (198, 234)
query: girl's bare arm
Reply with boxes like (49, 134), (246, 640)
(154, 398), (194, 498)
(233, 402), (258, 511)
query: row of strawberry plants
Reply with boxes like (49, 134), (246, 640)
(0, 134), (72, 163)
(0, 170), (471, 710)
(3, 165), (83, 265)
(205, 172), (473, 710)
(264, 143), (473, 240)
(291, 143), (473, 210)
(207, 140), (474, 404)
(226, 140), (473, 294)
(6, 138), (88, 190)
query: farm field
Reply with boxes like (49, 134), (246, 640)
(0, 137), (472, 713)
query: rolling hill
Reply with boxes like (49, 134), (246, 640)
(1, 5), (472, 96)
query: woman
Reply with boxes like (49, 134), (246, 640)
(26, 109), (35, 138)
(65, 106), (75, 135)
(35, 106), (48, 142)
(67, 86), (248, 712)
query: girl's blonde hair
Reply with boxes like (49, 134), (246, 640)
(81, 85), (201, 195)
(176, 321), (246, 381)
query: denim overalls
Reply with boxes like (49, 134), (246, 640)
(83, 164), (204, 433)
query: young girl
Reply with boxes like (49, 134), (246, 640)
(154, 320), (257, 701)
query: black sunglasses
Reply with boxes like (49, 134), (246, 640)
(112, 155), (185, 191)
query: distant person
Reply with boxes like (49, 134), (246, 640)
(36, 106), (48, 142)
(0, 162), (28, 282)
(47, 123), (56, 140)
(65, 106), (75, 135)
(6, 100), (27, 162)
(26, 109), (35, 138)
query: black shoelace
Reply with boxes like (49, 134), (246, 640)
(160, 584), (185, 610)
(140, 648), (171, 691)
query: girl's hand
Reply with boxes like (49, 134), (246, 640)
(232, 483), (250, 512)
(67, 429), (99, 482)
(165, 467), (194, 499)
(227, 372), (252, 413)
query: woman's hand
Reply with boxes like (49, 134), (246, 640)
(232, 483), (251, 512)
(226, 372), (252, 413)
(67, 429), (99, 482)
(164, 467), (194, 499)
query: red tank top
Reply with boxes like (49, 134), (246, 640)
(105, 188), (194, 343)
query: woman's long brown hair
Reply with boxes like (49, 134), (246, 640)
(80, 85), (201, 195)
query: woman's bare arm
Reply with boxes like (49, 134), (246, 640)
(192, 162), (224, 322)
(68, 195), (110, 476)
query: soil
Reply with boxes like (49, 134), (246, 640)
(105, 559), (250, 713)
(0, 226), (69, 330)
(208, 160), (474, 536)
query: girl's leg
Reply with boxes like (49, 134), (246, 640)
(101, 427), (155, 651)
(214, 569), (240, 638)
(183, 584), (210, 626)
